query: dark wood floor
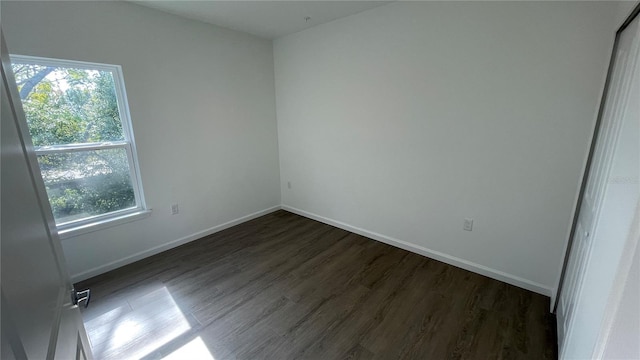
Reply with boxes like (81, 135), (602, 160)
(76, 210), (557, 360)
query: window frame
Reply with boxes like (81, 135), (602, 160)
(10, 55), (150, 238)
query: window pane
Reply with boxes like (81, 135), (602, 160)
(37, 148), (136, 224)
(11, 62), (125, 146)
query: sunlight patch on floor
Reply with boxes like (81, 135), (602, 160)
(162, 337), (215, 360)
(84, 286), (191, 360)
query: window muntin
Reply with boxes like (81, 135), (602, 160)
(11, 55), (146, 231)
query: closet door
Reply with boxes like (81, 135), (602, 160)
(556, 10), (640, 359)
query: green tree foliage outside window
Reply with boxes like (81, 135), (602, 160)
(12, 61), (136, 224)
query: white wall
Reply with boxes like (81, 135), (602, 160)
(2, 1), (281, 281)
(614, 1), (640, 29)
(274, 1), (621, 295)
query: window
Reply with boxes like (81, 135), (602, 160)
(11, 55), (148, 237)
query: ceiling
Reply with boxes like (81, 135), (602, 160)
(133, 1), (392, 39)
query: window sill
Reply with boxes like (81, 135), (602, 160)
(58, 209), (152, 240)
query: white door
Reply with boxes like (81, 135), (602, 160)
(556, 13), (640, 358)
(1, 31), (93, 359)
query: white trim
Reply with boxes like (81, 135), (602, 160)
(70, 205), (281, 283)
(10, 54), (149, 231)
(282, 205), (553, 298)
(57, 205), (144, 232)
(552, 42), (614, 313)
(71, 203), (554, 297)
(35, 141), (128, 154)
(9, 54), (121, 72)
(113, 60), (147, 211)
(58, 209), (152, 240)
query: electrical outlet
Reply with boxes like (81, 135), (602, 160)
(171, 203), (179, 215)
(287, 181), (292, 189)
(463, 218), (473, 231)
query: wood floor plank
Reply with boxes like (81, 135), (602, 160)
(77, 210), (557, 359)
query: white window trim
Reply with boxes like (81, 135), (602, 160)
(57, 210), (152, 239)
(11, 55), (150, 238)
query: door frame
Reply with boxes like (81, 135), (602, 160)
(1, 28), (92, 359)
(553, 2), (640, 313)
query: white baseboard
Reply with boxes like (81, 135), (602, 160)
(73, 203), (554, 302)
(71, 205), (282, 283)
(282, 205), (553, 298)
